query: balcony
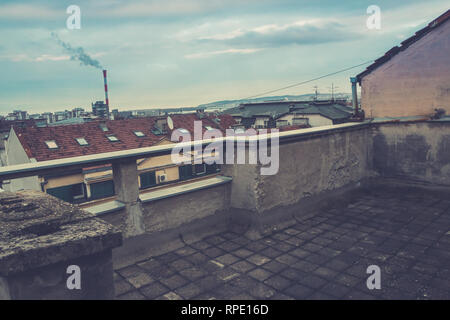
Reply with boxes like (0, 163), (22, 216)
(1, 119), (449, 299)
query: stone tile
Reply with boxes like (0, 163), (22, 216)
(185, 252), (210, 265)
(116, 290), (146, 300)
(160, 274), (189, 290)
(175, 246), (197, 257)
(262, 260), (288, 273)
(247, 254), (271, 266)
(231, 260), (256, 273)
(264, 275), (292, 291)
(275, 253), (299, 265)
(114, 279), (134, 296)
(312, 267), (338, 280)
(162, 291), (183, 300)
(204, 247), (226, 258)
(248, 268), (272, 281)
(233, 248), (254, 258)
(179, 267), (208, 281)
(127, 272), (154, 289)
(216, 253), (240, 265)
(296, 274), (328, 289)
(249, 283), (275, 299)
(170, 258), (194, 271)
(175, 283), (203, 299)
(140, 282), (170, 299)
(117, 265), (144, 278)
(285, 284), (314, 299)
(320, 282), (351, 298)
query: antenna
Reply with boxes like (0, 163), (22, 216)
(327, 83), (339, 102)
(313, 86), (319, 101)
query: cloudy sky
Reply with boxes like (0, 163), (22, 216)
(0, 0), (448, 114)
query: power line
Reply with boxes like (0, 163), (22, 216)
(243, 60), (374, 100)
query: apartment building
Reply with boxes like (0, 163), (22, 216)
(3, 112), (235, 205)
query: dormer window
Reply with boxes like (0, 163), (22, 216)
(100, 123), (108, 132)
(76, 137), (88, 146)
(45, 140), (58, 149)
(107, 135), (119, 142)
(134, 131), (145, 137)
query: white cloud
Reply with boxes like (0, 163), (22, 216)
(185, 48), (262, 59)
(0, 4), (60, 19)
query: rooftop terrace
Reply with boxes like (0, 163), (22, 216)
(114, 183), (450, 300)
(0, 119), (449, 299)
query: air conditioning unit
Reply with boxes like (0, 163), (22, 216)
(158, 174), (168, 183)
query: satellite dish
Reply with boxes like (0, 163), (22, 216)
(167, 116), (174, 130)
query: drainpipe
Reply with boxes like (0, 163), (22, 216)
(350, 77), (359, 117)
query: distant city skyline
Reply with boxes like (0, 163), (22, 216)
(1, 0), (448, 114)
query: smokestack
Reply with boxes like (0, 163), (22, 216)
(350, 77), (359, 117)
(103, 69), (110, 118)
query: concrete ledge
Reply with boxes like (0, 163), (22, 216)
(84, 200), (125, 216)
(139, 175), (232, 203)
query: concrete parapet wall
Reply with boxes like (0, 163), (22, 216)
(373, 122), (450, 186)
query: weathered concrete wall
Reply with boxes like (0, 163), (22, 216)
(373, 122), (450, 185)
(0, 190), (122, 300)
(360, 19), (450, 118)
(141, 184), (230, 233)
(99, 183), (231, 236)
(256, 127), (373, 213)
(222, 125), (374, 236)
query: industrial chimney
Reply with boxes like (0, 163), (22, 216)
(103, 69), (110, 118)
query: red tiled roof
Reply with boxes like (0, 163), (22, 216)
(357, 9), (450, 82)
(14, 113), (237, 162)
(15, 118), (163, 162)
(167, 113), (233, 140)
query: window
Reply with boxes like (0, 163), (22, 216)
(72, 183), (86, 199)
(205, 126), (214, 131)
(276, 120), (288, 128)
(178, 128), (189, 134)
(90, 180), (115, 200)
(100, 124), (108, 132)
(206, 163), (219, 174)
(195, 164), (206, 175)
(107, 135), (119, 142)
(76, 137), (88, 146)
(46, 183), (85, 203)
(293, 118), (309, 126)
(45, 140), (58, 149)
(179, 165), (193, 181)
(134, 131), (145, 137)
(140, 171), (156, 189)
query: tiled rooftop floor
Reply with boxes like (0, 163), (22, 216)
(114, 187), (450, 300)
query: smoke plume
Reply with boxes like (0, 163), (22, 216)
(51, 32), (103, 69)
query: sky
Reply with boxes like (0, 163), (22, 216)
(0, 0), (448, 114)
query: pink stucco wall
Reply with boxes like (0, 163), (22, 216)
(360, 20), (450, 118)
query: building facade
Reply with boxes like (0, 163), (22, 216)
(357, 10), (450, 119)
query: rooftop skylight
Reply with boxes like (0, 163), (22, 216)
(76, 137), (88, 146)
(134, 131), (145, 137)
(45, 140), (58, 149)
(107, 135), (119, 142)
